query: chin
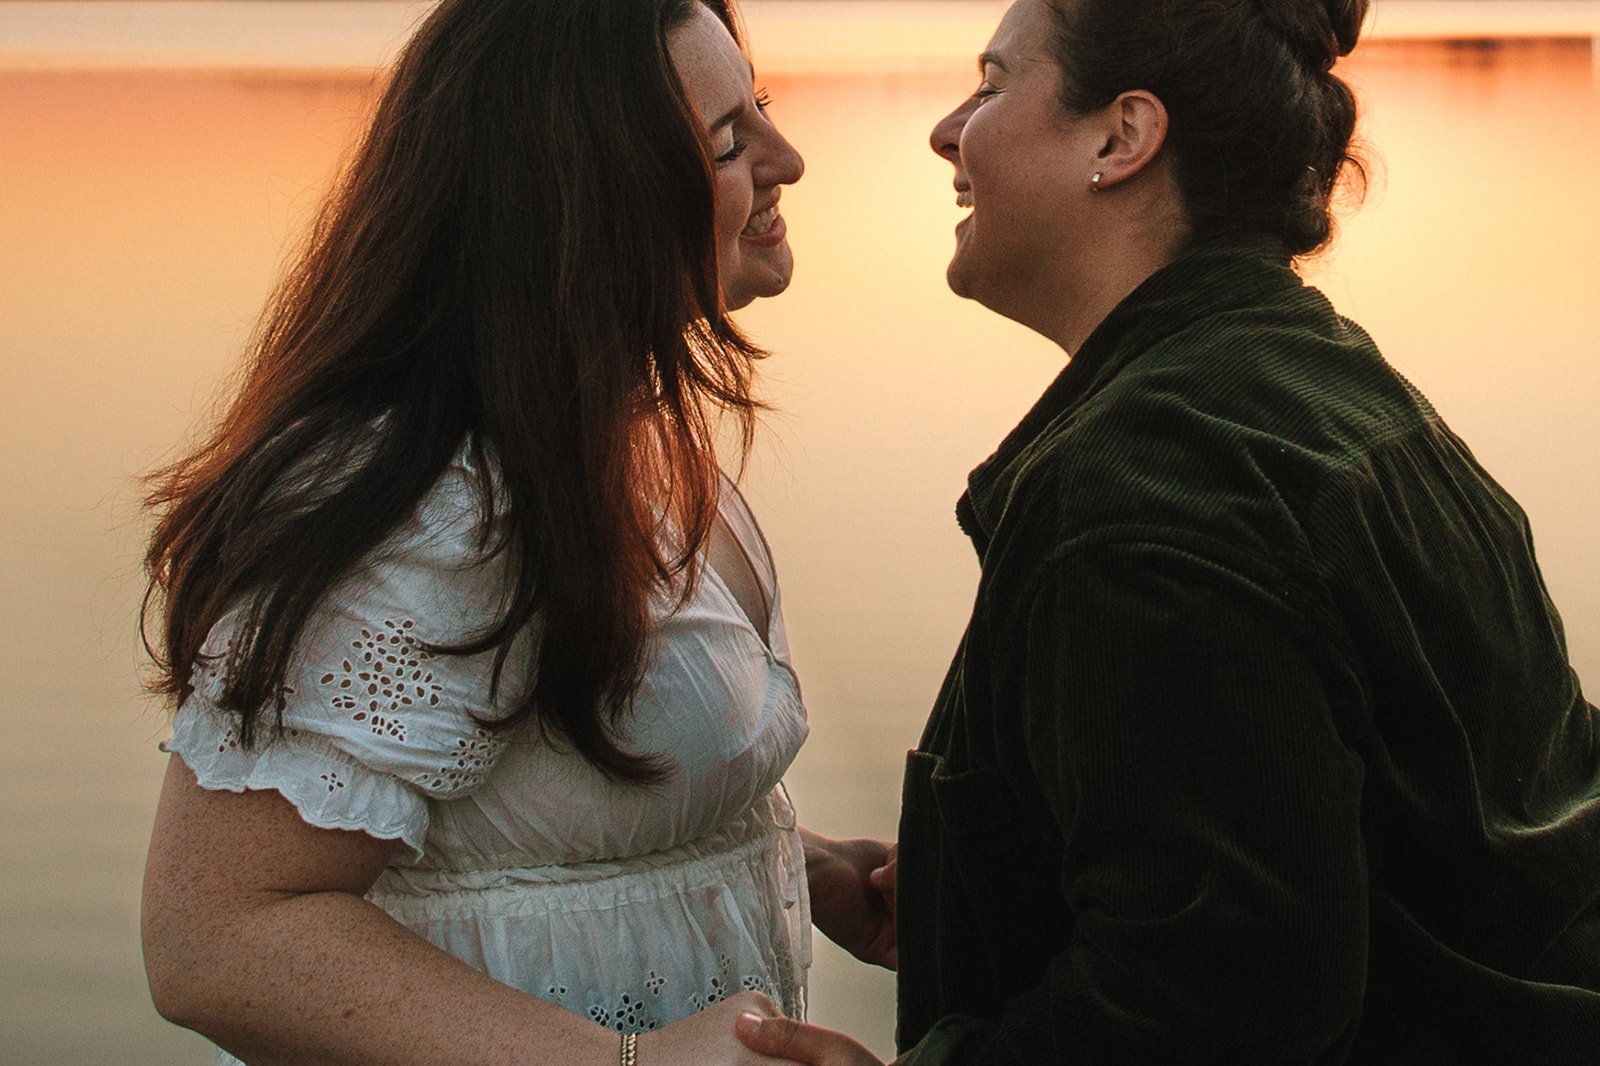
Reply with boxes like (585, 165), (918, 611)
(946, 258), (976, 300)
(725, 272), (793, 311)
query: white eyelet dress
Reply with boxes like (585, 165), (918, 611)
(162, 450), (811, 1063)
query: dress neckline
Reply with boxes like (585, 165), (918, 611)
(702, 475), (786, 663)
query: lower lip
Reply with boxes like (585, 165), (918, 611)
(740, 213), (787, 248)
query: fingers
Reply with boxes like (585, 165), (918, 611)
(866, 846), (898, 969)
(868, 846), (897, 920)
(734, 1014), (882, 1065)
(734, 1012), (792, 1057)
(868, 844), (898, 886)
(643, 992), (787, 1065)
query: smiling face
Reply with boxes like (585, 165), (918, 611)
(668, 4), (805, 311)
(929, 0), (1104, 328)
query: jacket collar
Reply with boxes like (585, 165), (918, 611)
(957, 234), (1301, 556)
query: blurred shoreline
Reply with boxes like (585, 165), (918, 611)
(1, 0), (1598, 74)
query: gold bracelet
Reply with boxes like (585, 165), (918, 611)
(620, 1032), (638, 1066)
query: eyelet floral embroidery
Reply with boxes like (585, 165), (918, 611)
(417, 726), (502, 793)
(614, 994), (648, 1031)
(575, 967), (786, 1035)
(162, 465), (815, 1056)
(319, 617), (441, 742)
(191, 652), (298, 752)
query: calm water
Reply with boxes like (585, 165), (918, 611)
(3, 6), (1598, 1062)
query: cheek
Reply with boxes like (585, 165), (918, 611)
(958, 108), (996, 172)
(961, 104), (1053, 205)
(714, 169), (752, 239)
(963, 136), (1013, 207)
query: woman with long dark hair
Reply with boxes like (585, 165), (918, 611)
(738, 0), (1600, 1062)
(137, 0), (874, 1061)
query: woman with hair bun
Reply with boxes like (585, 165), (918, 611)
(136, 0), (888, 1062)
(737, 0), (1600, 1062)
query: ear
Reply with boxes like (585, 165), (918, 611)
(1088, 90), (1169, 191)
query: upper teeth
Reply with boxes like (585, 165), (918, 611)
(956, 189), (973, 208)
(743, 206), (779, 235)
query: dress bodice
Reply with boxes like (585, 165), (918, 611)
(163, 448), (811, 1059)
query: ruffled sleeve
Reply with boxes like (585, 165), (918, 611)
(162, 453), (526, 862)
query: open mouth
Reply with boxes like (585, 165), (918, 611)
(955, 188), (973, 208)
(743, 205), (780, 236)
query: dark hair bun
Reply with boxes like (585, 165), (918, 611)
(1259, 0), (1369, 70)
(1047, 0), (1369, 256)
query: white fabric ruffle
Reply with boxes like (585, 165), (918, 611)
(164, 705), (431, 859)
(161, 454), (811, 1065)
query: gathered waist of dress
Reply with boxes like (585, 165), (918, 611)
(370, 786), (800, 912)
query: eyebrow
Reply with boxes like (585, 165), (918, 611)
(977, 51), (1009, 74)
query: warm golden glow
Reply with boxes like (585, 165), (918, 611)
(4, 2), (1598, 72)
(1, 9), (1597, 1064)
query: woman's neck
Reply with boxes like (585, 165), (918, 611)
(1035, 167), (1192, 357)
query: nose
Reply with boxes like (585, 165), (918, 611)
(755, 121), (805, 188)
(930, 99), (968, 165)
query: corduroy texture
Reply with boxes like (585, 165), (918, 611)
(895, 237), (1600, 1064)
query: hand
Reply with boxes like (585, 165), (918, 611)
(643, 991), (795, 1065)
(869, 844), (896, 927)
(735, 1013), (887, 1066)
(802, 831), (898, 969)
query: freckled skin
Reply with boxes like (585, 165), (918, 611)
(667, 4), (804, 310)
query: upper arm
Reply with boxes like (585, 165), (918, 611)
(142, 755), (400, 970)
(161, 462), (520, 864)
(1019, 541), (1364, 861)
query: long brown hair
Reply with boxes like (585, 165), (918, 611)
(143, 0), (760, 782)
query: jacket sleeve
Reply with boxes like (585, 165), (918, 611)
(903, 538), (1370, 1065)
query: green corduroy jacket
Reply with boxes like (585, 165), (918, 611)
(894, 236), (1600, 1064)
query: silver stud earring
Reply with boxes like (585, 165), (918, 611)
(1090, 172), (1104, 191)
